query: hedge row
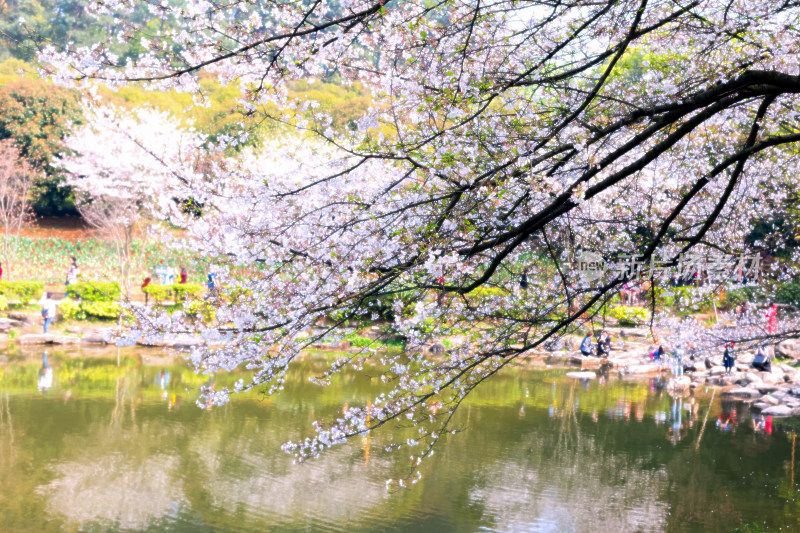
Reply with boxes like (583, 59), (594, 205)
(66, 281), (121, 302)
(58, 299), (122, 320)
(0, 280), (44, 302)
(142, 283), (205, 302)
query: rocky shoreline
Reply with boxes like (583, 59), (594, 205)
(4, 315), (800, 417)
(519, 328), (800, 418)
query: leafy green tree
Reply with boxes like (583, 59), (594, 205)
(0, 76), (82, 214)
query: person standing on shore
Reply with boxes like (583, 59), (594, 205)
(65, 257), (79, 297)
(39, 292), (57, 334)
(723, 342), (736, 375)
(766, 302), (778, 334)
(671, 344), (684, 376)
(205, 271), (218, 299)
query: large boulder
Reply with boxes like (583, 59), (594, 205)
(721, 375), (740, 386)
(724, 387), (761, 399)
(17, 334), (80, 345)
(581, 358), (603, 370)
(568, 355), (584, 366)
(744, 372), (763, 385)
(7, 312), (36, 325)
(761, 404), (795, 417)
(760, 394), (781, 406)
(775, 339), (800, 360)
(710, 366), (727, 376)
(0, 317), (22, 331)
(544, 338), (565, 351)
(50, 335), (81, 345)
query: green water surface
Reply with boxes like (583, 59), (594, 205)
(1, 346), (798, 533)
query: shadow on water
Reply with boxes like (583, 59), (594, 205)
(1, 347), (800, 532)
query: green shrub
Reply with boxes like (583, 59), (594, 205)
(173, 283), (204, 300)
(142, 284), (174, 303)
(466, 286), (510, 304)
(654, 286), (714, 312)
(721, 287), (758, 309)
(0, 280), (44, 302)
(222, 284), (252, 304)
(57, 298), (86, 320)
(81, 301), (122, 319)
(607, 305), (650, 326)
(57, 298), (121, 320)
(185, 299), (215, 322)
(344, 333), (374, 347)
(68, 281), (121, 301)
(0, 295), (7, 312)
(775, 282), (800, 307)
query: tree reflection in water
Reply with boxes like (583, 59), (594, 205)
(0, 350), (798, 532)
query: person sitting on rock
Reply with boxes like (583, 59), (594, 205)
(580, 332), (594, 357)
(597, 331), (611, 357)
(723, 342), (736, 375)
(752, 346), (771, 372)
(650, 342), (664, 362)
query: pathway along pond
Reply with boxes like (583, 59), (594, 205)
(1, 346), (800, 533)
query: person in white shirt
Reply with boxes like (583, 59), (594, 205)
(39, 292), (57, 334)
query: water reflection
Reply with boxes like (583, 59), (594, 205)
(37, 351), (53, 392)
(1, 348), (800, 532)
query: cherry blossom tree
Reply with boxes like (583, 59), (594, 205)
(61, 106), (204, 296)
(43, 0), (800, 480)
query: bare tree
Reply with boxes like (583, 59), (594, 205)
(0, 140), (35, 280)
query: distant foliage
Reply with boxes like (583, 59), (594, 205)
(606, 305), (650, 326)
(0, 280), (44, 302)
(0, 76), (84, 215)
(173, 283), (205, 300)
(80, 300), (122, 319)
(56, 298), (84, 320)
(58, 298), (121, 320)
(67, 281), (121, 302)
(142, 284), (174, 303)
(774, 282), (800, 307)
(4, 235), (212, 285)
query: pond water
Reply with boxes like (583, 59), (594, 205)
(1, 346), (799, 533)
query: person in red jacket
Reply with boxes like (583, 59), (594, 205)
(766, 302), (778, 334)
(179, 266), (188, 284)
